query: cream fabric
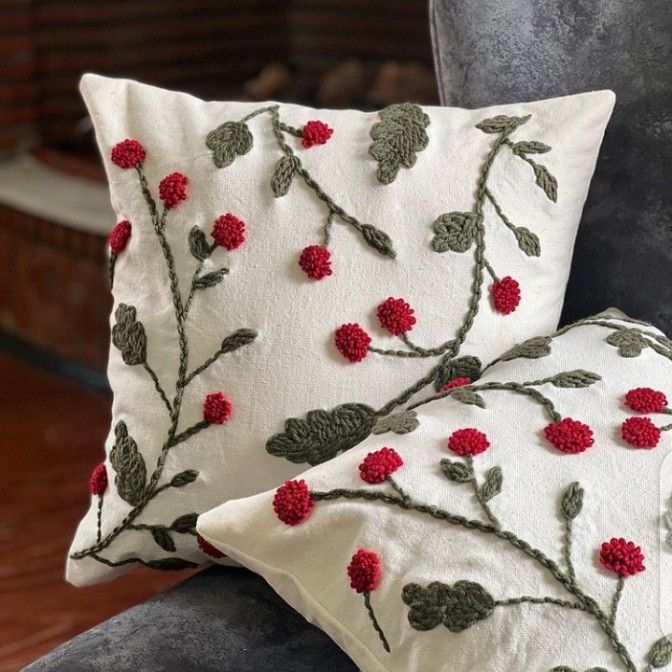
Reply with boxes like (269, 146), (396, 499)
(68, 75), (614, 585)
(199, 313), (672, 672)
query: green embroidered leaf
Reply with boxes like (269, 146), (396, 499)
(373, 410), (419, 435)
(551, 668), (576, 672)
(402, 580), (495, 633)
(434, 355), (482, 391)
(151, 526), (176, 553)
(171, 513), (199, 533)
(500, 336), (552, 362)
(194, 268), (229, 289)
(647, 636), (672, 668)
(145, 558), (199, 571)
(606, 329), (649, 357)
(266, 403), (377, 465)
(109, 421), (146, 506)
(170, 470), (199, 487)
(449, 386), (485, 408)
(479, 466), (503, 502)
(189, 227), (212, 261)
(440, 459), (472, 483)
(369, 103), (430, 184)
(271, 155), (299, 197)
(512, 140), (551, 155)
(431, 212), (480, 254)
(532, 162), (558, 202)
(112, 304), (147, 366)
(475, 114), (530, 135)
(220, 328), (258, 355)
(549, 370), (601, 388)
(561, 482), (583, 520)
(206, 121), (253, 168)
(359, 223), (396, 258)
(513, 227), (541, 257)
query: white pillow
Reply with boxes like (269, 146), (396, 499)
(199, 312), (672, 672)
(67, 74), (614, 585)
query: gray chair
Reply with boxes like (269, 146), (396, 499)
(27, 2), (671, 670)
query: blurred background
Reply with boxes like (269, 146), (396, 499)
(0, 1), (437, 669)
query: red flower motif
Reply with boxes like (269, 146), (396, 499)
(347, 549), (381, 593)
(273, 479), (314, 525)
(441, 376), (472, 392)
(447, 428), (490, 457)
(625, 387), (668, 414)
(299, 245), (332, 280)
(301, 121), (333, 148)
(109, 220), (132, 254)
(543, 418), (594, 454)
(212, 213), (245, 250)
(203, 392), (232, 425)
(89, 463), (108, 495)
(159, 172), (189, 209)
(197, 534), (225, 559)
(376, 297), (416, 336)
(599, 537), (645, 577)
(359, 447), (403, 484)
(335, 323), (371, 363)
(491, 276), (521, 315)
(111, 139), (146, 169)
(621, 416), (661, 448)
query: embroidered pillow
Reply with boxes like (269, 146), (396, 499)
(198, 312), (672, 672)
(67, 74), (614, 585)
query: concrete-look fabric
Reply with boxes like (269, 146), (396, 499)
(199, 312), (672, 672)
(68, 74), (614, 585)
(24, 566), (357, 672)
(429, 0), (672, 332)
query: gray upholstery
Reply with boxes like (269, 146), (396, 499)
(23, 567), (357, 672)
(430, 0), (672, 331)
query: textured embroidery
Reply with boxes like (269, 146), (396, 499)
(621, 387), (672, 449)
(206, 106), (396, 281)
(72, 140), (258, 570)
(369, 103), (430, 185)
(108, 220), (132, 288)
(273, 429), (671, 670)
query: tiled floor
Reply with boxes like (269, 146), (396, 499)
(0, 351), (194, 672)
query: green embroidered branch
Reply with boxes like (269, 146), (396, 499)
(465, 455), (501, 529)
(310, 487), (636, 671)
(364, 590), (391, 653)
(609, 576), (625, 627)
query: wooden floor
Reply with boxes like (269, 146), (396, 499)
(0, 350), (195, 672)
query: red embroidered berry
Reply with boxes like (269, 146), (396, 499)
(376, 297), (416, 336)
(273, 479), (314, 526)
(197, 534), (225, 559)
(441, 377), (472, 392)
(621, 416), (661, 448)
(625, 387), (668, 414)
(491, 276), (521, 315)
(447, 428), (490, 457)
(543, 418), (594, 454)
(599, 537), (645, 577)
(301, 120), (333, 148)
(89, 463), (107, 496)
(212, 213), (245, 250)
(347, 549), (381, 593)
(358, 447), (403, 484)
(203, 392), (232, 425)
(335, 323), (371, 363)
(299, 245), (332, 280)
(109, 220), (132, 254)
(159, 172), (189, 209)
(111, 139), (146, 169)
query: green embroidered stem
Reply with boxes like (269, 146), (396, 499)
(466, 455), (501, 529)
(240, 105), (279, 123)
(387, 476), (410, 501)
(364, 590), (390, 653)
(185, 349), (230, 385)
(89, 552), (197, 570)
(323, 210), (334, 247)
(169, 421), (210, 447)
(609, 576), (625, 627)
(310, 488), (636, 671)
(494, 596), (587, 611)
(183, 259), (205, 317)
(562, 518), (576, 585)
(109, 254), (117, 289)
(471, 382), (562, 422)
(484, 188), (517, 233)
(661, 423), (672, 432)
(96, 495), (103, 543)
(142, 362), (173, 415)
(483, 257), (499, 282)
(127, 523), (196, 536)
(369, 340), (455, 359)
